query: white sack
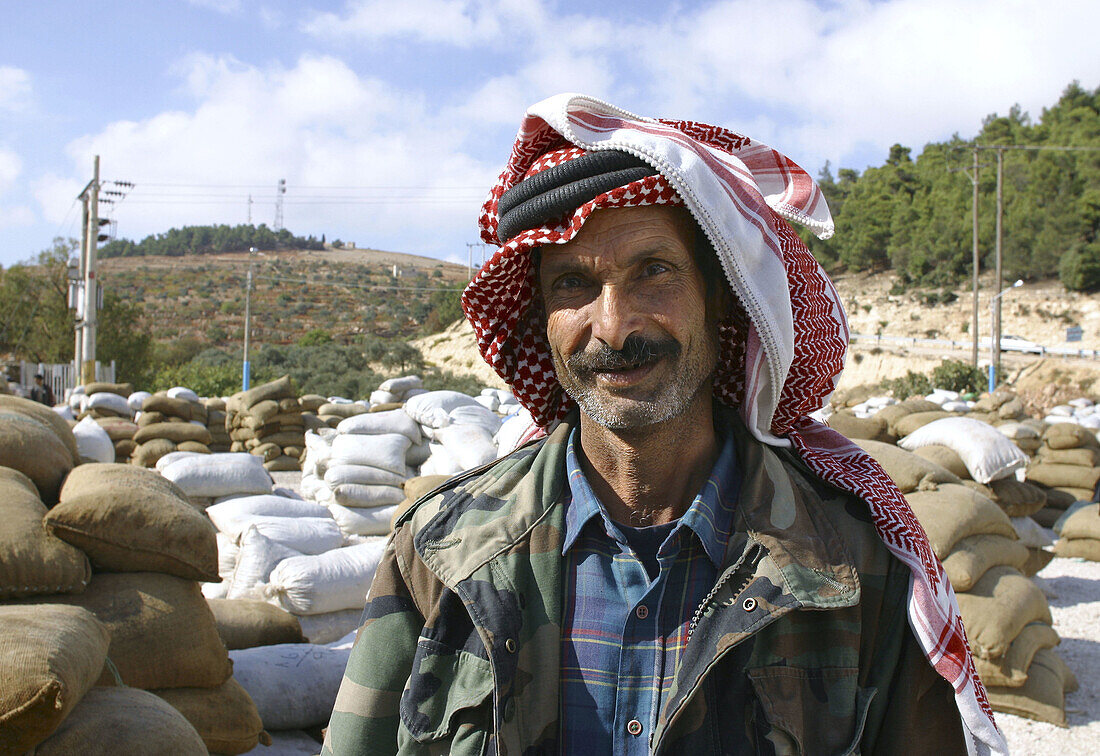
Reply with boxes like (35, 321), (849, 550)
(156, 450), (202, 472)
(73, 415), (115, 463)
(434, 424), (499, 471)
(448, 404), (502, 437)
(329, 433), (411, 475)
(207, 495), (330, 540)
(327, 501), (398, 537)
(166, 386), (200, 403)
(378, 375), (423, 394)
(53, 404), (75, 421)
(494, 409), (536, 456)
(1043, 415), (1079, 426)
(324, 463), (407, 488)
(297, 608), (363, 645)
(127, 390), (152, 411)
(404, 390), (480, 428)
(475, 395), (500, 412)
(238, 516), (344, 555)
(406, 440), (431, 468)
(1069, 398), (1095, 409)
(229, 643), (350, 730)
(85, 391), (132, 416)
(273, 486), (304, 500)
(161, 453), (273, 498)
(331, 483), (405, 509)
(201, 580), (229, 600)
(941, 401), (970, 413)
(265, 538), (387, 615)
(420, 445), (465, 477)
(227, 526), (303, 600)
(336, 409), (421, 442)
(898, 417), (1029, 484)
(300, 472), (327, 501)
(1011, 517), (1055, 549)
(215, 531), (240, 578)
(369, 390), (402, 405)
(1049, 405), (1075, 417)
(995, 422), (1041, 441)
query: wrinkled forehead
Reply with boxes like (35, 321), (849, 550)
(535, 205), (697, 268)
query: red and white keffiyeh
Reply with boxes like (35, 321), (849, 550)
(463, 93), (1005, 755)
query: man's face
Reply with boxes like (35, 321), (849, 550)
(539, 205), (719, 430)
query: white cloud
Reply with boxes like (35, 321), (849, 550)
(185, 0), (242, 13)
(0, 148), (34, 229)
(0, 67), (31, 113)
(301, 0), (534, 46)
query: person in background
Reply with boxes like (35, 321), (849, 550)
(29, 374), (54, 406)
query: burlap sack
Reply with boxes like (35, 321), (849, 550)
(300, 394), (326, 412)
(985, 648), (1076, 726)
(0, 410), (74, 504)
(974, 391), (1016, 413)
(137, 410), (168, 426)
(284, 445), (303, 459)
(207, 598), (305, 650)
(0, 605), (109, 754)
(1053, 537), (1100, 561)
(257, 430), (306, 448)
(371, 401), (405, 413)
(249, 399), (281, 424)
(32, 687), (208, 755)
(941, 534), (1029, 592)
(1056, 503), (1100, 540)
(974, 621), (1060, 688)
(997, 398), (1026, 419)
(22, 572), (232, 689)
(96, 417), (138, 441)
(1054, 486), (1095, 502)
(1038, 446), (1100, 467)
(133, 422), (212, 446)
(1033, 506), (1065, 529)
(177, 440), (212, 454)
(853, 439), (960, 494)
(955, 565), (1053, 659)
(253, 441), (281, 461)
(904, 484), (1017, 558)
(826, 412), (894, 443)
(239, 375), (296, 410)
(1020, 547), (1055, 576)
(901, 397), (945, 413)
(154, 678), (269, 755)
(112, 438), (136, 462)
(48, 464), (219, 581)
(318, 402), (367, 419)
(131, 438), (177, 467)
(204, 397), (228, 411)
(0, 396), (81, 465)
(1026, 462), (1100, 492)
(871, 404), (911, 434)
(1034, 486), (1080, 511)
(913, 444), (971, 480)
(1044, 423), (1100, 450)
(263, 455), (300, 472)
(1015, 437), (1042, 453)
(989, 478), (1047, 518)
(894, 410), (953, 437)
(84, 381), (134, 397)
(0, 468), (90, 599)
(142, 394), (199, 420)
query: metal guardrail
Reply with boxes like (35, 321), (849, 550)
(849, 333), (1100, 360)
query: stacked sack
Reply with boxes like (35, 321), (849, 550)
(1027, 423), (1100, 527)
(1044, 398), (1100, 430)
(0, 416), (267, 756)
(132, 389), (212, 468)
(1053, 502), (1100, 561)
(369, 374), (426, 410)
(407, 390), (502, 477)
(298, 393), (329, 435)
(203, 397), (232, 452)
(315, 398), (367, 430)
(226, 376), (304, 472)
(77, 381), (135, 422)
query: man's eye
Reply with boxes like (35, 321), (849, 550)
(643, 262), (670, 277)
(554, 274), (588, 290)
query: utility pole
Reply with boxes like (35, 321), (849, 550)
(248, 194), (253, 225)
(948, 147), (985, 367)
(992, 148), (1005, 386)
(274, 179), (286, 231)
(74, 191), (88, 378)
(80, 156), (101, 385)
(242, 246), (256, 391)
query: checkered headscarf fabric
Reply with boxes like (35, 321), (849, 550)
(463, 94), (1004, 755)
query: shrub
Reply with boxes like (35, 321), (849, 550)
(931, 358), (984, 394)
(1060, 245), (1100, 291)
(884, 370), (932, 399)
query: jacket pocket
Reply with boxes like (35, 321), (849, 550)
(399, 637), (494, 747)
(748, 666), (876, 755)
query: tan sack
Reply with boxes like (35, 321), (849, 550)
(913, 444), (971, 480)
(32, 687), (207, 755)
(23, 572), (232, 690)
(1053, 537), (1100, 561)
(177, 440), (212, 454)
(854, 439), (962, 494)
(941, 534), (1028, 593)
(47, 463), (219, 582)
(955, 565), (1053, 659)
(825, 412), (894, 443)
(133, 422), (213, 446)
(1056, 503), (1100, 540)
(207, 598), (305, 650)
(985, 648), (1076, 727)
(0, 395), (81, 465)
(0, 468), (90, 599)
(1032, 506), (1065, 529)
(0, 410), (74, 504)
(974, 621), (1060, 688)
(0, 605), (109, 754)
(1044, 423), (1099, 450)
(1038, 446), (1100, 467)
(154, 678), (269, 755)
(249, 399), (281, 424)
(403, 474), (452, 503)
(96, 417), (138, 441)
(318, 402), (368, 419)
(1026, 463), (1100, 492)
(141, 394), (198, 420)
(83, 381), (134, 397)
(1054, 486), (1095, 503)
(240, 375), (296, 410)
(263, 455), (300, 472)
(893, 410), (953, 437)
(131, 438), (178, 467)
(989, 478), (1047, 518)
(1020, 547), (1055, 576)
(904, 484), (1017, 558)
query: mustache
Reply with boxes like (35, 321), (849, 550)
(567, 334), (681, 372)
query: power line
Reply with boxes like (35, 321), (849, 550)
(252, 273), (465, 292)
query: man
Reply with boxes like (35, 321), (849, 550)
(324, 95), (1006, 755)
(29, 374), (54, 406)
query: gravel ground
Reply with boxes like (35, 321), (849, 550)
(998, 556), (1100, 754)
(267, 469), (1099, 752)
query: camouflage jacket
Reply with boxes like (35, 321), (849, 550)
(323, 409), (966, 755)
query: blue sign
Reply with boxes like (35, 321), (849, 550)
(1067, 326), (1083, 343)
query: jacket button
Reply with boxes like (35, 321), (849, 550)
(742, 597), (757, 612)
(627, 719), (643, 736)
(504, 697), (516, 721)
(635, 605), (649, 620)
(505, 638), (517, 653)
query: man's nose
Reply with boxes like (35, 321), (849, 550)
(590, 284), (641, 351)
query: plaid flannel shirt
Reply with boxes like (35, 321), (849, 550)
(560, 427), (740, 754)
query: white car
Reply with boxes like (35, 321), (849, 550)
(998, 334), (1044, 354)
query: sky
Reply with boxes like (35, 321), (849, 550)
(0, 0), (1097, 268)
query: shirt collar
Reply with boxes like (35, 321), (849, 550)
(561, 425), (739, 568)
